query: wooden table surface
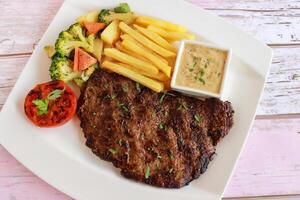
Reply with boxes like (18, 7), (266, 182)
(0, 0), (299, 199)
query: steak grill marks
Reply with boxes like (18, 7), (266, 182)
(77, 70), (234, 188)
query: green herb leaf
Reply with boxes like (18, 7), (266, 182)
(111, 94), (117, 100)
(199, 77), (206, 85)
(194, 114), (202, 122)
(47, 88), (65, 100)
(177, 102), (188, 111)
(118, 139), (123, 146)
(189, 61), (197, 72)
(108, 148), (117, 155)
(118, 103), (129, 113)
(168, 150), (174, 160)
(159, 92), (175, 104)
(158, 123), (167, 131)
(32, 99), (49, 115)
(135, 82), (142, 93)
(122, 83), (129, 92)
(145, 166), (150, 179)
(200, 69), (205, 77)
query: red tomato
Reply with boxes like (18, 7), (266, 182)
(24, 80), (77, 127)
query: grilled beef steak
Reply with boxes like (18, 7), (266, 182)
(77, 69), (234, 188)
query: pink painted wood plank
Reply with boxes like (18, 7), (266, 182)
(0, 146), (72, 200)
(224, 118), (300, 198)
(0, 0), (63, 54)
(224, 196), (300, 200)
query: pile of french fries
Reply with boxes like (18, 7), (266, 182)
(101, 15), (195, 92)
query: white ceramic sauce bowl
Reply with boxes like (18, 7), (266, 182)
(171, 40), (232, 100)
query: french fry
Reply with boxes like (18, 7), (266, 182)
(121, 39), (172, 77)
(115, 41), (149, 63)
(119, 22), (176, 58)
(120, 34), (168, 64)
(133, 24), (177, 53)
(166, 56), (177, 69)
(147, 25), (196, 41)
(104, 48), (159, 76)
(119, 62), (169, 82)
(102, 61), (164, 92)
(135, 16), (187, 33)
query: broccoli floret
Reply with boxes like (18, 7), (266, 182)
(74, 64), (98, 87)
(98, 9), (135, 25)
(87, 34), (95, 46)
(55, 24), (94, 57)
(114, 3), (131, 13)
(49, 54), (80, 82)
(99, 9), (111, 25)
(68, 23), (87, 42)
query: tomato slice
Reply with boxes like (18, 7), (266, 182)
(24, 80), (77, 127)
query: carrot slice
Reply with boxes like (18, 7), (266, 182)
(77, 48), (97, 71)
(83, 21), (106, 35)
(73, 48), (79, 71)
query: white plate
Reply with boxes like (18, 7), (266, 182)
(0, 0), (273, 199)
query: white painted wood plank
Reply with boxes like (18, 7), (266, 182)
(1, 0), (300, 55)
(257, 47), (300, 115)
(187, 0), (300, 45)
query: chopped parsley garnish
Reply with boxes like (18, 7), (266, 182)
(198, 77), (206, 85)
(108, 148), (117, 155)
(105, 94), (117, 100)
(204, 62), (209, 69)
(122, 83), (129, 92)
(104, 83), (110, 89)
(177, 102), (188, 111)
(135, 82), (142, 93)
(189, 61), (197, 72)
(111, 94), (117, 99)
(200, 69), (205, 76)
(194, 114), (202, 122)
(118, 103), (129, 113)
(47, 88), (65, 100)
(33, 99), (49, 115)
(118, 139), (123, 146)
(158, 123), (167, 131)
(159, 92), (176, 104)
(145, 166), (151, 179)
(32, 88), (65, 115)
(168, 150), (174, 160)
